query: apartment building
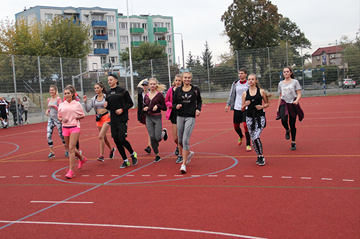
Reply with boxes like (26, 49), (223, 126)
(311, 45), (348, 70)
(15, 6), (120, 67)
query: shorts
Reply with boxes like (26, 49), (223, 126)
(96, 113), (111, 127)
(111, 121), (128, 140)
(233, 109), (246, 124)
(0, 110), (7, 120)
(170, 109), (177, 124)
(62, 126), (80, 137)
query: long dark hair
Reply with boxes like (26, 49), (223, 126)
(284, 66), (295, 79)
(95, 81), (106, 94)
(64, 85), (76, 100)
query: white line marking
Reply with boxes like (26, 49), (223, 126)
(40, 175), (47, 178)
(244, 175), (254, 178)
(0, 220), (267, 239)
(126, 175), (134, 177)
(30, 201), (93, 204)
(96, 175), (104, 177)
(281, 176), (292, 179)
(82, 175), (90, 177)
(174, 175), (183, 177)
(301, 177), (311, 180)
(111, 175), (119, 177)
(191, 175), (200, 177)
(26, 176), (34, 178)
(321, 178), (332, 181)
(142, 175), (150, 177)
(0, 176), (6, 178)
(226, 175), (236, 177)
(263, 176), (272, 178)
(158, 175), (167, 177)
(208, 175), (218, 177)
(343, 179), (354, 182)
(12, 176), (20, 178)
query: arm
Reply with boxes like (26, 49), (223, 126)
(165, 88), (173, 108)
(122, 90), (134, 112)
(293, 90), (301, 105)
(83, 95), (94, 113)
(195, 87), (202, 112)
(75, 102), (85, 119)
(157, 94), (167, 111)
(255, 89), (269, 110)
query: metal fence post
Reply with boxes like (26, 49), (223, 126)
(38, 56), (44, 122)
(267, 47), (271, 92)
(79, 59), (83, 95)
(286, 42), (289, 66)
(151, 59), (154, 78)
(11, 55), (20, 124)
(60, 57), (64, 98)
(301, 46), (305, 95)
(235, 50), (239, 73)
(207, 52), (211, 103)
(124, 61), (128, 91)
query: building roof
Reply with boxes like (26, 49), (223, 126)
(312, 46), (344, 56)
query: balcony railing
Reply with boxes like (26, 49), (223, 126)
(131, 41), (143, 47)
(156, 40), (167, 46)
(93, 34), (108, 41)
(94, 49), (109, 55)
(92, 21), (107, 27)
(130, 28), (144, 34)
(153, 27), (167, 34)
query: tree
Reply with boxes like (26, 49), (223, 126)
(186, 51), (195, 69)
(201, 41), (214, 68)
(340, 35), (360, 81)
(119, 42), (167, 62)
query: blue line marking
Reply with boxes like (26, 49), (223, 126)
(0, 142), (19, 158)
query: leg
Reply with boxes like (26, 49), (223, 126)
(243, 122), (251, 147)
(54, 118), (68, 151)
(47, 118), (56, 154)
(181, 117), (196, 166)
(279, 105), (289, 131)
(289, 112), (297, 142)
(172, 123), (179, 145)
(68, 132), (80, 171)
(101, 123), (113, 151)
(98, 126), (106, 156)
(146, 115), (159, 155)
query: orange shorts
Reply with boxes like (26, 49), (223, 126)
(96, 113), (111, 127)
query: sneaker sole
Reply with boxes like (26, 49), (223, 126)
(180, 169), (186, 174)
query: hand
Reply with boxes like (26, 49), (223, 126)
(62, 118), (68, 123)
(255, 105), (263, 110)
(196, 110), (200, 116)
(143, 106), (149, 112)
(153, 105), (158, 111)
(76, 114), (84, 119)
(244, 100), (251, 106)
(225, 106), (229, 112)
(176, 104), (182, 110)
(45, 109), (49, 116)
(293, 99), (299, 105)
(116, 109), (123, 115)
(82, 95), (87, 102)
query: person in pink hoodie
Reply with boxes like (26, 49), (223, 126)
(165, 74), (183, 163)
(58, 85), (87, 179)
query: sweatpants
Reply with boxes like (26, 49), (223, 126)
(47, 117), (65, 147)
(177, 116), (195, 151)
(246, 116), (266, 155)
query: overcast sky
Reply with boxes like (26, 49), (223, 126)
(1, 0), (359, 64)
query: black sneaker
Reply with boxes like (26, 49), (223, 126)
(285, 130), (290, 140)
(120, 160), (130, 168)
(97, 156), (105, 162)
(144, 146), (151, 154)
(291, 143), (296, 151)
(256, 156), (260, 164)
(162, 128), (168, 141)
(174, 146), (179, 156)
(154, 155), (161, 163)
(258, 156), (265, 166)
(109, 148), (116, 159)
(175, 155), (183, 164)
(131, 152), (138, 165)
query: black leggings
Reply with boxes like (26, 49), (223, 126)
(114, 137), (134, 160)
(280, 105), (297, 141)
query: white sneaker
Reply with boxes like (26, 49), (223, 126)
(186, 151), (194, 165)
(180, 164), (186, 174)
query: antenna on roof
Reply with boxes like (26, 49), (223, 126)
(24, 6), (27, 11)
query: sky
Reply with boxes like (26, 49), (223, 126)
(1, 0), (359, 64)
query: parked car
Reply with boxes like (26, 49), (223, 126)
(339, 79), (356, 88)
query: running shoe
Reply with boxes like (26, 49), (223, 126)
(237, 136), (243, 146)
(131, 152), (138, 165)
(256, 156), (260, 164)
(186, 151), (194, 165)
(291, 143), (296, 151)
(47, 152), (55, 158)
(180, 164), (186, 174)
(175, 155), (183, 164)
(246, 145), (252, 152)
(120, 160), (130, 168)
(109, 148), (116, 159)
(65, 169), (75, 179)
(65, 151), (69, 157)
(78, 156), (87, 169)
(154, 155), (161, 163)
(258, 156), (265, 166)
(76, 150), (82, 159)
(162, 128), (168, 141)
(285, 130), (290, 140)
(97, 156), (105, 162)
(174, 146), (179, 156)
(144, 146), (151, 154)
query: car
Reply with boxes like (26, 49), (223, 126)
(339, 79), (356, 88)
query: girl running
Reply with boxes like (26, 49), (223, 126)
(173, 72), (202, 174)
(143, 78), (168, 163)
(241, 74), (269, 166)
(276, 67), (304, 150)
(225, 68), (252, 151)
(165, 74), (183, 163)
(58, 85), (87, 179)
(46, 85), (68, 158)
(105, 73), (138, 168)
(83, 82), (116, 162)
(137, 79), (152, 154)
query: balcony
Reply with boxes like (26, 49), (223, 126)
(153, 27), (168, 34)
(94, 49), (109, 55)
(130, 28), (144, 34)
(131, 41), (143, 47)
(92, 21), (107, 27)
(93, 34), (108, 41)
(156, 40), (167, 46)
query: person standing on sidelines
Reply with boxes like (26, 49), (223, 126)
(225, 68), (251, 151)
(241, 74), (269, 166)
(105, 73), (138, 168)
(137, 79), (152, 154)
(83, 82), (116, 162)
(46, 85), (68, 158)
(173, 72), (202, 174)
(165, 74), (183, 163)
(143, 78), (168, 163)
(276, 67), (304, 151)
(22, 97), (29, 124)
(58, 85), (87, 179)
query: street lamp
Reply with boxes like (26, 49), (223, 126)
(166, 32), (185, 87)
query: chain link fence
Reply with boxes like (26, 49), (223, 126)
(0, 42), (359, 125)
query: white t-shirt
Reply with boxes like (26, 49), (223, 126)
(278, 79), (301, 103)
(234, 81), (249, 110)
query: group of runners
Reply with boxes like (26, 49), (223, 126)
(46, 66), (303, 178)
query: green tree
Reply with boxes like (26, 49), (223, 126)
(119, 42), (167, 62)
(186, 51), (195, 69)
(201, 41), (214, 68)
(340, 35), (360, 81)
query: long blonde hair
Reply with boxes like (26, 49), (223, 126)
(148, 78), (166, 92)
(50, 85), (59, 96)
(172, 74), (182, 87)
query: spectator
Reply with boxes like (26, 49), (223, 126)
(9, 98), (18, 125)
(22, 97), (29, 124)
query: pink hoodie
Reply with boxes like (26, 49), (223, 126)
(165, 86), (174, 120)
(58, 100), (84, 128)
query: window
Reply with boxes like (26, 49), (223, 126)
(108, 29), (116, 37)
(101, 57), (106, 64)
(316, 56), (320, 60)
(154, 22), (164, 27)
(45, 14), (53, 21)
(108, 43), (117, 50)
(130, 22), (141, 28)
(106, 15), (115, 22)
(156, 36), (165, 41)
(168, 48), (172, 55)
(110, 57), (117, 64)
(119, 22), (127, 30)
(94, 43), (105, 49)
(94, 29), (105, 35)
(92, 15), (103, 21)
(167, 35), (171, 42)
(143, 36), (148, 42)
(54, 14), (61, 19)
(330, 54), (335, 58)
(142, 23), (147, 29)
(165, 22), (170, 29)
(132, 36), (141, 41)
(84, 14), (89, 21)
(120, 36), (128, 43)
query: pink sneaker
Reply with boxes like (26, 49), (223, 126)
(78, 156), (87, 169)
(65, 169), (75, 179)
